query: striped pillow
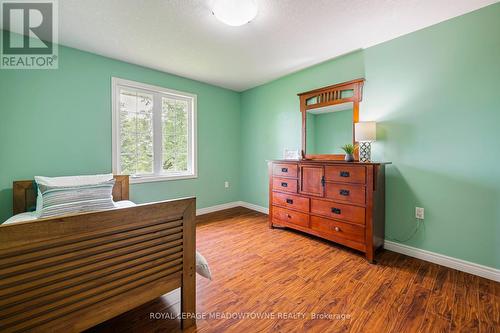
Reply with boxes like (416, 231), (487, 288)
(38, 179), (116, 218)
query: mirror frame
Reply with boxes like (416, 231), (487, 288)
(298, 78), (365, 160)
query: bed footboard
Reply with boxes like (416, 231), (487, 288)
(0, 198), (196, 332)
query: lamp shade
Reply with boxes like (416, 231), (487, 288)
(355, 121), (376, 142)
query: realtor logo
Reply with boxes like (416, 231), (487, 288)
(1, 0), (58, 69)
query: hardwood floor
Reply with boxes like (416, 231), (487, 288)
(87, 207), (499, 333)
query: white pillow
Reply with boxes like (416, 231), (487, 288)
(34, 173), (114, 216)
(195, 251), (212, 280)
(38, 180), (116, 218)
(35, 173), (113, 187)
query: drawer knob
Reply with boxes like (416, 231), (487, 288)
(334, 226), (340, 232)
(339, 189), (350, 196)
(281, 182), (288, 188)
(281, 167), (288, 172)
(287, 214), (292, 219)
(286, 198), (293, 204)
(340, 171), (350, 177)
(331, 208), (342, 215)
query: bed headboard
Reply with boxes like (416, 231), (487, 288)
(12, 175), (130, 215)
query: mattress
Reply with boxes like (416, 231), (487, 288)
(2, 200), (136, 225)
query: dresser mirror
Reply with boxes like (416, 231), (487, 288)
(305, 102), (353, 155)
(298, 79), (365, 160)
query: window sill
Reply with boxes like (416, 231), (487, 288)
(128, 173), (197, 184)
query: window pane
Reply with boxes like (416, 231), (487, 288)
(162, 97), (189, 173)
(119, 89), (154, 175)
(163, 153), (187, 172)
(175, 153), (188, 171)
(120, 153), (136, 175)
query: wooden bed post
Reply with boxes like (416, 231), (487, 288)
(181, 198), (196, 329)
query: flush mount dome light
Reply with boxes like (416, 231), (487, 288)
(212, 0), (258, 26)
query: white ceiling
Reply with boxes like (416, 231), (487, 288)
(57, 0), (498, 91)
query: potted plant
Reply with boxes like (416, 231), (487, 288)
(341, 144), (357, 162)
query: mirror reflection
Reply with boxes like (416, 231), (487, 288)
(305, 102), (353, 155)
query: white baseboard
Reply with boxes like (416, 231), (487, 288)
(238, 201), (269, 214)
(196, 201), (241, 216)
(384, 240), (500, 282)
(196, 201), (269, 216)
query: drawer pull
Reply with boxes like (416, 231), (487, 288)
(334, 226), (340, 232)
(339, 189), (350, 196)
(281, 167), (288, 172)
(331, 208), (342, 215)
(281, 182), (288, 188)
(287, 214), (292, 219)
(321, 176), (325, 187)
(286, 199), (294, 204)
(340, 171), (350, 177)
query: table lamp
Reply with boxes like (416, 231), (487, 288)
(355, 122), (376, 162)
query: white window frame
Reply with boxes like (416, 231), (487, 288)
(112, 77), (197, 183)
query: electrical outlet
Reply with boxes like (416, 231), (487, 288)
(224, 181), (229, 188)
(415, 207), (424, 220)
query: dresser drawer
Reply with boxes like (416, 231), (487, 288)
(272, 192), (309, 213)
(325, 165), (366, 184)
(325, 183), (366, 205)
(272, 163), (298, 178)
(310, 199), (365, 225)
(272, 177), (298, 193)
(310, 216), (365, 243)
(272, 206), (309, 228)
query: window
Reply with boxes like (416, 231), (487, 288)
(112, 78), (197, 183)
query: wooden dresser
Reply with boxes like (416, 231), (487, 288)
(268, 160), (387, 262)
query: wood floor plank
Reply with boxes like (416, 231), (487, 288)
(413, 261), (440, 290)
(391, 284), (431, 333)
(418, 311), (451, 333)
(477, 277), (500, 331)
(85, 207), (499, 333)
(427, 265), (457, 321)
(450, 271), (481, 332)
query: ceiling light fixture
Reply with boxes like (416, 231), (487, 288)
(212, 0), (258, 27)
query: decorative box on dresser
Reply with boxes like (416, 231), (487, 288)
(268, 160), (388, 263)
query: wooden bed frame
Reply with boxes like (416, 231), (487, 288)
(0, 175), (196, 332)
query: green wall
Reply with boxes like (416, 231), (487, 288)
(240, 4), (500, 268)
(0, 43), (241, 222)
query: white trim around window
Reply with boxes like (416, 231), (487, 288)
(111, 77), (198, 184)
